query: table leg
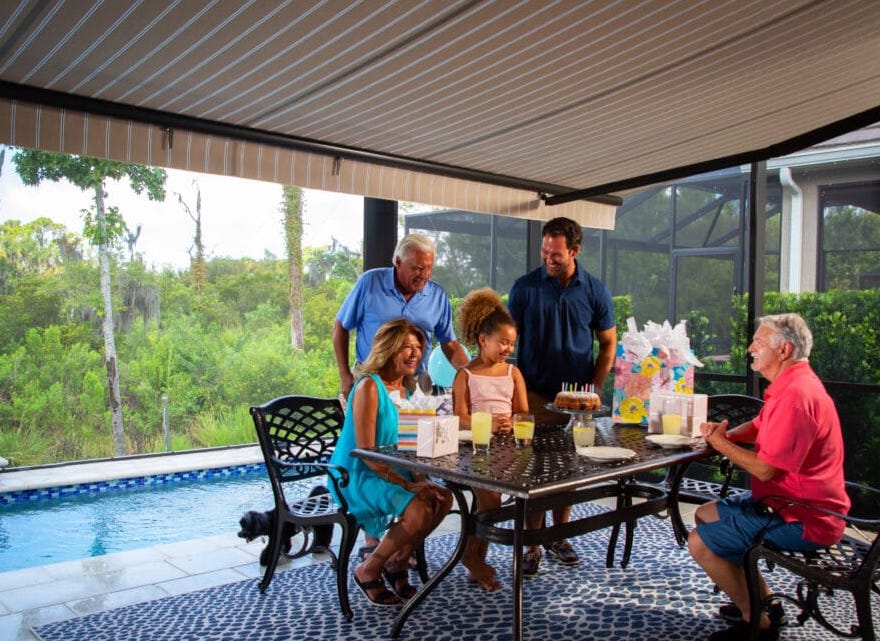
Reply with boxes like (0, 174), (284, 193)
(667, 464), (690, 546)
(512, 498), (526, 641)
(391, 485), (471, 638)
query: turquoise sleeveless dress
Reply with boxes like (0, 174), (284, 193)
(328, 374), (416, 538)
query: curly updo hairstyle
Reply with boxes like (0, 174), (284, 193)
(458, 288), (516, 348)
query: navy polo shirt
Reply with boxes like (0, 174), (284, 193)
(507, 261), (615, 398)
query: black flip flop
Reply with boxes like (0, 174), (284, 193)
(357, 544), (377, 563)
(353, 574), (401, 607)
(382, 568), (417, 600)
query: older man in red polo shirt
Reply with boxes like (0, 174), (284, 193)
(688, 313), (849, 641)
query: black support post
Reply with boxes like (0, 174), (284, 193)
(363, 198), (398, 271)
(526, 220), (543, 272)
(746, 162), (766, 397)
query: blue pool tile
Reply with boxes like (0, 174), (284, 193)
(0, 463), (266, 505)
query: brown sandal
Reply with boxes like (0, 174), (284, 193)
(382, 568), (417, 600)
(353, 574), (401, 607)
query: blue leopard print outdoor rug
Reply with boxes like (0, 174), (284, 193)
(33, 504), (873, 641)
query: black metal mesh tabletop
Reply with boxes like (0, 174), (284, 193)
(354, 418), (710, 499)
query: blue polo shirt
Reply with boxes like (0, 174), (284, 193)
(507, 261), (615, 398)
(336, 267), (457, 373)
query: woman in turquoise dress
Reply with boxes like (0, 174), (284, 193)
(330, 318), (452, 607)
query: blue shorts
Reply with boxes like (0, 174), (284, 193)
(696, 494), (823, 565)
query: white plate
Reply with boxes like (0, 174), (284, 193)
(645, 434), (696, 449)
(458, 430), (472, 442)
(576, 446), (637, 461)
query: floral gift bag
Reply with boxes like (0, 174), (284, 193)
(612, 317), (703, 425)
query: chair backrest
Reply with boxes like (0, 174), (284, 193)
(681, 394), (764, 496)
(844, 481), (880, 581)
(707, 394), (764, 426)
(250, 395), (345, 483)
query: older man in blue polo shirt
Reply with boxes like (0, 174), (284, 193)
(333, 232), (468, 398)
(508, 216), (617, 576)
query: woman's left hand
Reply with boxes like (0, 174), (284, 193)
(407, 480), (449, 507)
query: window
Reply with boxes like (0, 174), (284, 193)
(819, 181), (880, 291)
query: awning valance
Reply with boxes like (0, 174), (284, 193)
(0, 97), (617, 230)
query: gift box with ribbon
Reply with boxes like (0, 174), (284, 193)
(394, 388), (452, 452)
(397, 409), (438, 451)
(416, 415), (459, 457)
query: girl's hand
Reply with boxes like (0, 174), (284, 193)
(492, 413), (512, 434)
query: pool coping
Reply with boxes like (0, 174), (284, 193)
(0, 444), (263, 494)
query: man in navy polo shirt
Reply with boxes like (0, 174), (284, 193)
(508, 216), (617, 576)
(333, 233), (468, 398)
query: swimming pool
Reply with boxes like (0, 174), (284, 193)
(0, 464), (319, 573)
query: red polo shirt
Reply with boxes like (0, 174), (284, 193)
(751, 361), (850, 545)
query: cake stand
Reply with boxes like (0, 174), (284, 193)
(544, 403), (610, 431)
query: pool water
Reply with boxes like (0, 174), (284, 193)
(0, 469), (318, 573)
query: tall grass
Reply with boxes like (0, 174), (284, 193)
(190, 406), (257, 448)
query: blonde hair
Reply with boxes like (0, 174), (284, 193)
(458, 288), (516, 347)
(359, 319), (427, 385)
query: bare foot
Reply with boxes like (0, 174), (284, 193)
(462, 557), (501, 592)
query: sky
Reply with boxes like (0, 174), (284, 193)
(0, 149), (367, 270)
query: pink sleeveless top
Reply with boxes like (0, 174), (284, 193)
(464, 364), (514, 414)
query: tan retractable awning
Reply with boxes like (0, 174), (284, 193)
(1, 0), (879, 228)
(0, 97), (616, 228)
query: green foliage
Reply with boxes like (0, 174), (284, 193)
(0, 425), (52, 467)
(190, 405), (255, 448)
(13, 149), (166, 200)
(0, 227), (360, 465)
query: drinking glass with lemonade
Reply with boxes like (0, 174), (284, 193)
(471, 404), (493, 453)
(513, 413), (535, 447)
(661, 398), (683, 436)
(572, 417), (597, 447)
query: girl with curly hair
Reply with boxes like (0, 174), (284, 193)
(452, 288), (528, 591)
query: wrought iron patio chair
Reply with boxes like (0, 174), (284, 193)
(744, 481), (880, 641)
(666, 394), (764, 544)
(250, 395), (359, 619)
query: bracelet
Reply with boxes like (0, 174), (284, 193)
(384, 468), (393, 482)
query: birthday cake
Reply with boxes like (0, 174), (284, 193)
(554, 390), (601, 411)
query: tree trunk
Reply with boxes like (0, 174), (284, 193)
(283, 186), (305, 349)
(95, 185), (127, 456)
(191, 182), (206, 290)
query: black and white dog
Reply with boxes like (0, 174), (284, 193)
(237, 485), (334, 566)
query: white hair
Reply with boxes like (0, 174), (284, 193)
(393, 233), (435, 263)
(758, 313), (813, 360)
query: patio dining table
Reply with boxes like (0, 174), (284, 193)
(352, 417), (712, 641)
